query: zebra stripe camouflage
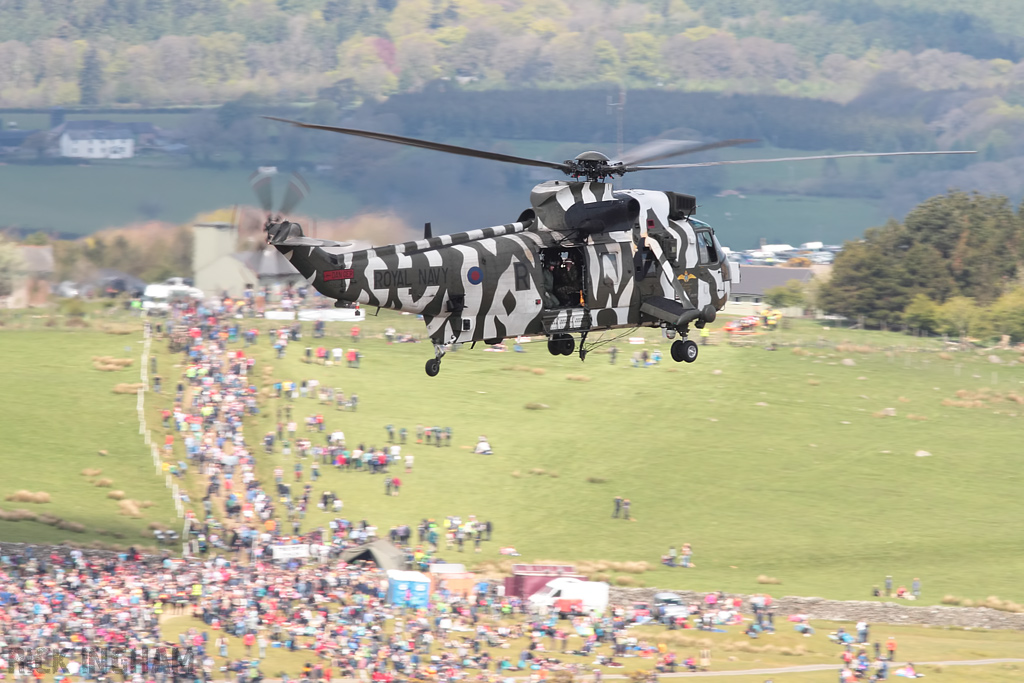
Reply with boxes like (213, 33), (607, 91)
(269, 180), (730, 348)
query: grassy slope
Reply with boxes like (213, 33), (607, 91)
(0, 325), (178, 545)
(142, 312), (1024, 603)
(157, 611), (1024, 679)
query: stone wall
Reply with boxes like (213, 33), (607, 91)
(609, 587), (1024, 631)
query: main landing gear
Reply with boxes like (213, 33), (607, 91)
(425, 344), (447, 377)
(671, 338), (698, 363)
(547, 334), (575, 356)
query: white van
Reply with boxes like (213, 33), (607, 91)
(528, 577), (609, 616)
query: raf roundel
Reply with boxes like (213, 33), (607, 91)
(466, 266), (483, 285)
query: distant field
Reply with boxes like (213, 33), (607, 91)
(0, 135), (914, 243)
(137, 312), (1024, 603)
(0, 164), (359, 234)
(696, 194), (889, 249)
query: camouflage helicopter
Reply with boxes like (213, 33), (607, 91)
(259, 117), (972, 376)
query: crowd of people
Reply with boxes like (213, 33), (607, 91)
(0, 296), (926, 683)
(0, 539), (912, 683)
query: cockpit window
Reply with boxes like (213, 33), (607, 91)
(696, 230), (719, 265)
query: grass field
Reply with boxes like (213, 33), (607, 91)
(134, 312), (1024, 604)
(156, 610), (1024, 679)
(0, 323), (178, 547)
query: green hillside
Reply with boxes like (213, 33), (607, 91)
(3, 310), (1024, 602)
(126, 312), (1024, 603)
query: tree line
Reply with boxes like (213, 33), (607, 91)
(811, 191), (1024, 342)
(1, 0), (1024, 115)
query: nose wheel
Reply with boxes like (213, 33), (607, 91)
(671, 339), (698, 363)
(547, 334), (575, 356)
(425, 344), (447, 376)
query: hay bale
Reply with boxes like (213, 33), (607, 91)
(841, 358), (856, 366)
(37, 514), (61, 526)
(118, 499), (141, 518)
(81, 468), (103, 477)
(614, 575), (637, 586)
(94, 478), (114, 488)
(757, 574), (782, 584)
(10, 509), (37, 521)
(510, 470), (521, 478)
(107, 490), (126, 500)
(940, 595), (962, 605)
(139, 500), (154, 508)
(57, 520), (85, 533)
(5, 490), (49, 504)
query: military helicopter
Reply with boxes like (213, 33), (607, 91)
(259, 116), (973, 376)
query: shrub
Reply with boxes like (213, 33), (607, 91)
(757, 574), (782, 584)
(614, 575), (637, 586)
(81, 468), (103, 477)
(95, 478), (113, 487)
(107, 490), (126, 500)
(566, 375), (590, 382)
(586, 477), (607, 484)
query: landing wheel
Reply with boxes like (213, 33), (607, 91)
(547, 338), (561, 356)
(558, 335), (575, 356)
(671, 339), (699, 363)
(425, 359), (441, 377)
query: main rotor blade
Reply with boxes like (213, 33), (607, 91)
(630, 150), (977, 171)
(279, 173), (310, 216)
(264, 116), (572, 172)
(619, 138), (758, 166)
(249, 171), (274, 213)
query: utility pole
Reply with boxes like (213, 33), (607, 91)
(607, 85), (626, 158)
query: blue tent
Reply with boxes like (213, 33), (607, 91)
(386, 570), (430, 609)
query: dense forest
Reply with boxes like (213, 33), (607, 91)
(3, 0), (1024, 112)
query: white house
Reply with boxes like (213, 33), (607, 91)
(59, 130), (134, 159)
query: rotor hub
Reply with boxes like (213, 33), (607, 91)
(566, 151), (624, 181)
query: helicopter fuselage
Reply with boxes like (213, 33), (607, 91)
(273, 181), (730, 348)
